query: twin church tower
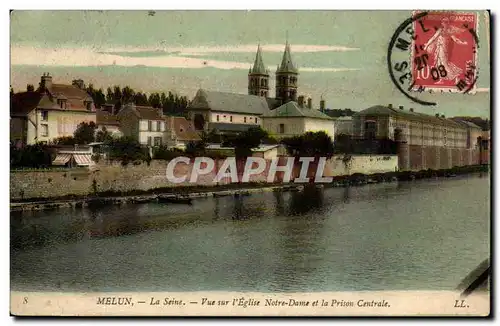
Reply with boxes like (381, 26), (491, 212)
(247, 42), (298, 104)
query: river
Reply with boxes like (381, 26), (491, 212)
(10, 174), (490, 293)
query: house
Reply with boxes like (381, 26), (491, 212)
(261, 96), (335, 140)
(164, 116), (202, 149)
(333, 116), (354, 136)
(186, 89), (270, 135)
(10, 73), (96, 146)
(96, 110), (121, 136)
(117, 103), (166, 146)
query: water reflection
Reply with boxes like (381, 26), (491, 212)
(288, 186), (325, 216)
(10, 176), (490, 293)
(343, 187), (350, 203)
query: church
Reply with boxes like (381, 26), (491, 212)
(186, 42), (334, 139)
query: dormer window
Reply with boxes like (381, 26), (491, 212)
(57, 99), (66, 109)
(84, 101), (92, 111)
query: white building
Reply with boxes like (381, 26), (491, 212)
(117, 104), (166, 146)
(186, 89), (270, 135)
(261, 97), (335, 141)
(333, 116), (354, 136)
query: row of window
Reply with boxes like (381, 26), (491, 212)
(215, 115), (259, 124)
(277, 76), (297, 85)
(55, 99), (93, 111)
(249, 78), (269, 88)
(147, 120), (163, 132)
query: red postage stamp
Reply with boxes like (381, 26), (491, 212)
(411, 11), (479, 93)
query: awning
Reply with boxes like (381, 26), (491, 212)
(74, 154), (93, 166)
(52, 154), (71, 166)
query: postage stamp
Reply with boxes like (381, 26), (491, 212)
(9, 10), (490, 318)
(411, 11), (479, 94)
(387, 11), (482, 106)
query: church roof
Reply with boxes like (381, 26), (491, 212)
(250, 45), (268, 75)
(277, 42), (298, 74)
(188, 89), (271, 115)
(263, 101), (334, 120)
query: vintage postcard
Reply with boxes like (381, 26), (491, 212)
(9, 10), (490, 317)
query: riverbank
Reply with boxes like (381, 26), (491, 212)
(10, 164), (489, 212)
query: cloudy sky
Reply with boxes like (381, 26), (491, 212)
(10, 10), (490, 118)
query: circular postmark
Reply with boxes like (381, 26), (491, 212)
(388, 11), (480, 106)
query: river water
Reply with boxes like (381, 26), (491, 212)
(11, 174), (490, 293)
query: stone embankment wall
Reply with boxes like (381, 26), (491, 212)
(10, 155), (399, 200)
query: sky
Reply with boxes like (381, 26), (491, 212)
(10, 10), (490, 118)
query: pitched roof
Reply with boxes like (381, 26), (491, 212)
(354, 105), (464, 128)
(50, 84), (92, 100)
(165, 116), (201, 142)
(135, 106), (164, 120)
(450, 118), (483, 129)
(189, 89), (271, 115)
(10, 92), (43, 116)
(250, 45), (268, 75)
(96, 110), (120, 126)
(262, 101), (334, 120)
(10, 82), (95, 115)
(277, 42), (298, 74)
(120, 104), (164, 120)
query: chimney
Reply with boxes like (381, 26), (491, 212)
(40, 73), (53, 91)
(388, 104), (393, 109)
(399, 105), (404, 110)
(307, 98), (312, 109)
(298, 95), (305, 108)
(320, 99), (325, 112)
(410, 108), (414, 112)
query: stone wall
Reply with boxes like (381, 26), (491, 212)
(10, 155), (399, 200)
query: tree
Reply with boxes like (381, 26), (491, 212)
(52, 136), (76, 146)
(95, 127), (113, 143)
(282, 131), (335, 159)
(105, 136), (148, 166)
(26, 84), (35, 92)
(228, 127), (269, 159)
(73, 121), (97, 144)
(10, 143), (52, 168)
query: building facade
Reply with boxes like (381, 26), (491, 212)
(10, 73), (96, 146)
(117, 104), (166, 146)
(186, 89), (270, 135)
(262, 97), (335, 140)
(353, 104), (484, 171)
(333, 116), (354, 136)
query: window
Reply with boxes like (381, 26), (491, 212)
(148, 121), (153, 131)
(255, 117), (258, 124)
(279, 123), (285, 134)
(147, 136), (152, 146)
(154, 137), (162, 146)
(41, 124), (49, 137)
(230, 116), (233, 122)
(156, 121), (161, 131)
(41, 110), (48, 121)
(57, 99), (66, 109)
(217, 115), (220, 122)
(86, 102), (92, 111)
(244, 117), (247, 123)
